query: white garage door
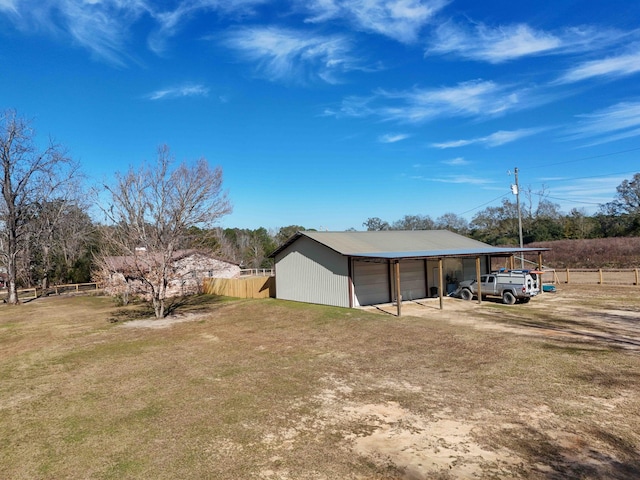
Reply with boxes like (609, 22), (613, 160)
(399, 259), (427, 301)
(353, 260), (390, 306)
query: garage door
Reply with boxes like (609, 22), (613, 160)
(399, 259), (427, 301)
(353, 260), (390, 306)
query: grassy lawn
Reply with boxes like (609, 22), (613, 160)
(1, 288), (639, 479)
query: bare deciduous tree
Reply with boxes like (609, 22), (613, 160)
(100, 145), (231, 318)
(0, 109), (80, 304)
(435, 212), (469, 234)
(31, 198), (95, 286)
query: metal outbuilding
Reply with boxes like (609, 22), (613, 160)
(269, 230), (549, 315)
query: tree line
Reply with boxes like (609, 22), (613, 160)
(361, 177), (640, 245)
(1, 109), (639, 314)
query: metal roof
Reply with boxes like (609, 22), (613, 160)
(351, 247), (547, 260)
(270, 230), (549, 259)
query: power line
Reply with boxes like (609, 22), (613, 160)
(536, 170), (638, 185)
(537, 194), (602, 206)
(519, 146), (640, 171)
(456, 192), (510, 216)
(454, 165), (637, 219)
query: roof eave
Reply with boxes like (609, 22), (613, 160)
(348, 247), (550, 260)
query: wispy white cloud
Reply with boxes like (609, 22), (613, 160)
(223, 26), (361, 84)
(1, 0), (151, 65)
(428, 22), (559, 63)
(432, 127), (545, 149)
(0, 0), (267, 64)
(429, 174), (493, 185)
(550, 176), (630, 210)
(0, 0), (18, 13)
(441, 157), (469, 166)
(427, 21), (631, 64)
(62, 0), (150, 66)
(556, 49), (640, 84)
(301, 0), (448, 44)
(147, 83), (210, 100)
(563, 101), (640, 146)
(148, 0), (267, 54)
(378, 132), (410, 143)
(328, 80), (533, 123)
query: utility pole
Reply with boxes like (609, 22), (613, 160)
(511, 167), (524, 269)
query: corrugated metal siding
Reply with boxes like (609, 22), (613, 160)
(274, 236), (350, 307)
(398, 259), (426, 301)
(353, 259), (390, 306)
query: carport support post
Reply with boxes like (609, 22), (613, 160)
(475, 256), (482, 304)
(538, 252), (544, 294)
(394, 260), (402, 317)
(438, 258), (444, 310)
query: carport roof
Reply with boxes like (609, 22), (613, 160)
(350, 247), (546, 260)
(270, 230), (549, 259)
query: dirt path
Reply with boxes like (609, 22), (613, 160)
(364, 285), (640, 351)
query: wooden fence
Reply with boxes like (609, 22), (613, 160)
(541, 268), (640, 286)
(0, 282), (100, 302)
(0, 287), (38, 302)
(203, 276), (275, 299)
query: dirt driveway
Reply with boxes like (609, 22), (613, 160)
(364, 284), (640, 351)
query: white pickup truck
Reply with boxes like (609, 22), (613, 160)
(455, 270), (540, 305)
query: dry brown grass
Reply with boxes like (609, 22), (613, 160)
(527, 237), (640, 268)
(1, 288), (640, 479)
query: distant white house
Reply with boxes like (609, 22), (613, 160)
(100, 249), (240, 300)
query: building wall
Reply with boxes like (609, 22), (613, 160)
(274, 236), (350, 307)
(175, 254), (240, 281)
(103, 254), (240, 299)
(171, 254), (240, 297)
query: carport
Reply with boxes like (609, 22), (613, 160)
(351, 246), (549, 316)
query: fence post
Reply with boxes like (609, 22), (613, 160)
(566, 268), (570, 284)
(598, 269), (603, 284)
(636, 269), (639, 286)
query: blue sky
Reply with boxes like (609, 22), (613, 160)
(1, 0), (639, 231)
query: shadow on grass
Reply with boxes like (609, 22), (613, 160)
(504, 423), (640, 480)
(164, 294), (234, 316)
(107, 294), (232, 323)
(478, 306), (640, 351)
(107, 304), (155, 323)
(515, 319), (640, 350)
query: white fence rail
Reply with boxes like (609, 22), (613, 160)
(239, 268), (274, 277)
(540, 268), (640, 286)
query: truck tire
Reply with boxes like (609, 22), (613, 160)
(502, 291), (516, 305)
(520, 297), (531, 304)
(460, 288), (473, 301)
